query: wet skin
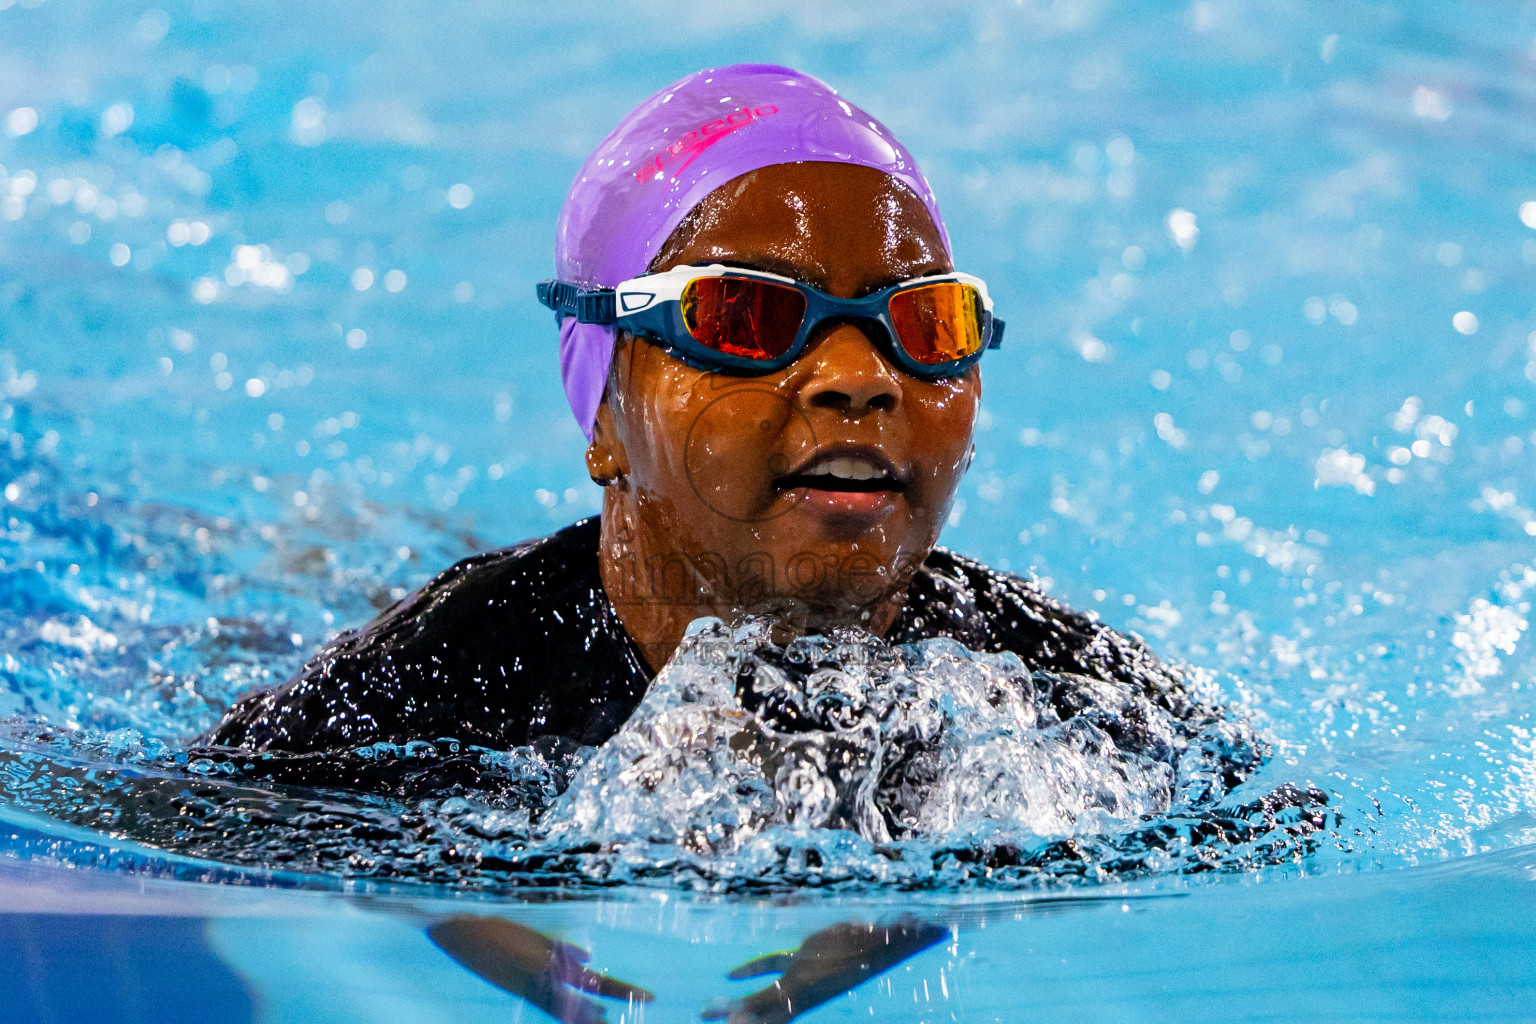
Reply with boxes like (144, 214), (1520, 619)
(587, 162), (981, 671)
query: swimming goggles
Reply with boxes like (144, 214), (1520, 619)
(536, 264), (1003, 379)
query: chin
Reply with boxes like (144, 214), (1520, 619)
(746, 525), (924, 617)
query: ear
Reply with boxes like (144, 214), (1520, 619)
(586, 397), (630, 487)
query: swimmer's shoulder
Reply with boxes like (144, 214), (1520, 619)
(284, 515), (604, 669)
(353, 515), (604, 640)
(909, 545), (1184, 694)
(207, 516), (646, 752)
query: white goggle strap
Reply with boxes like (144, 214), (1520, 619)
(613, 264), (797, 319)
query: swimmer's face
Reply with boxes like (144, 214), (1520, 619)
(594, 162), (978, 647)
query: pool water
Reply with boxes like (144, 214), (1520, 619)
(2, 0), (1535, 1020)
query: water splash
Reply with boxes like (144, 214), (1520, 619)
(0, 613), (1321, 894)
(548, 617), (1258, 851)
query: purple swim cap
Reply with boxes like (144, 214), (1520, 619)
(553, 63), (950, 440)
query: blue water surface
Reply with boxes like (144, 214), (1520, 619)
(1, 0), (1535, 1020)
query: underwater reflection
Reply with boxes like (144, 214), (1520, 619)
(427, 912), (945, 1024)
(704, 915), (947, 1024)
(428, 916), (653, 1024)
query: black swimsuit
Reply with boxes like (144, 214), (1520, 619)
(209, 516), (1211, 763)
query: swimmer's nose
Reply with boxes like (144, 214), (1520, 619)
(798, 322), (902, 416)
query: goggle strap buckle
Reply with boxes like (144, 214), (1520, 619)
(535, 280), (617, 326)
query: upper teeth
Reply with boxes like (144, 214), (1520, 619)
(804, 457), (890, 481)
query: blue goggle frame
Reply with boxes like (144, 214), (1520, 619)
(536, 264), (1004, 380)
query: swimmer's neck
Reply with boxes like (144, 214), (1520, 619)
(596, 493), (912, 673)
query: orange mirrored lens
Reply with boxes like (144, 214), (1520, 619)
(680, 277), (807, 360)
(888, 282), (984, 365)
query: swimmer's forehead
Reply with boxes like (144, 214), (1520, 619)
(649, 163), (951, 295)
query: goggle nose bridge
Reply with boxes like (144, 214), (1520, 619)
(792, 308), (901, 353)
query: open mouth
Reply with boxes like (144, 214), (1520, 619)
(776, 450), (907, 494)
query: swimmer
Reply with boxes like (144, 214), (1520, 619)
(208, 64), (1227, 779)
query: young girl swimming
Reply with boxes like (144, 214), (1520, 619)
(208, 64), (1224, 775)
